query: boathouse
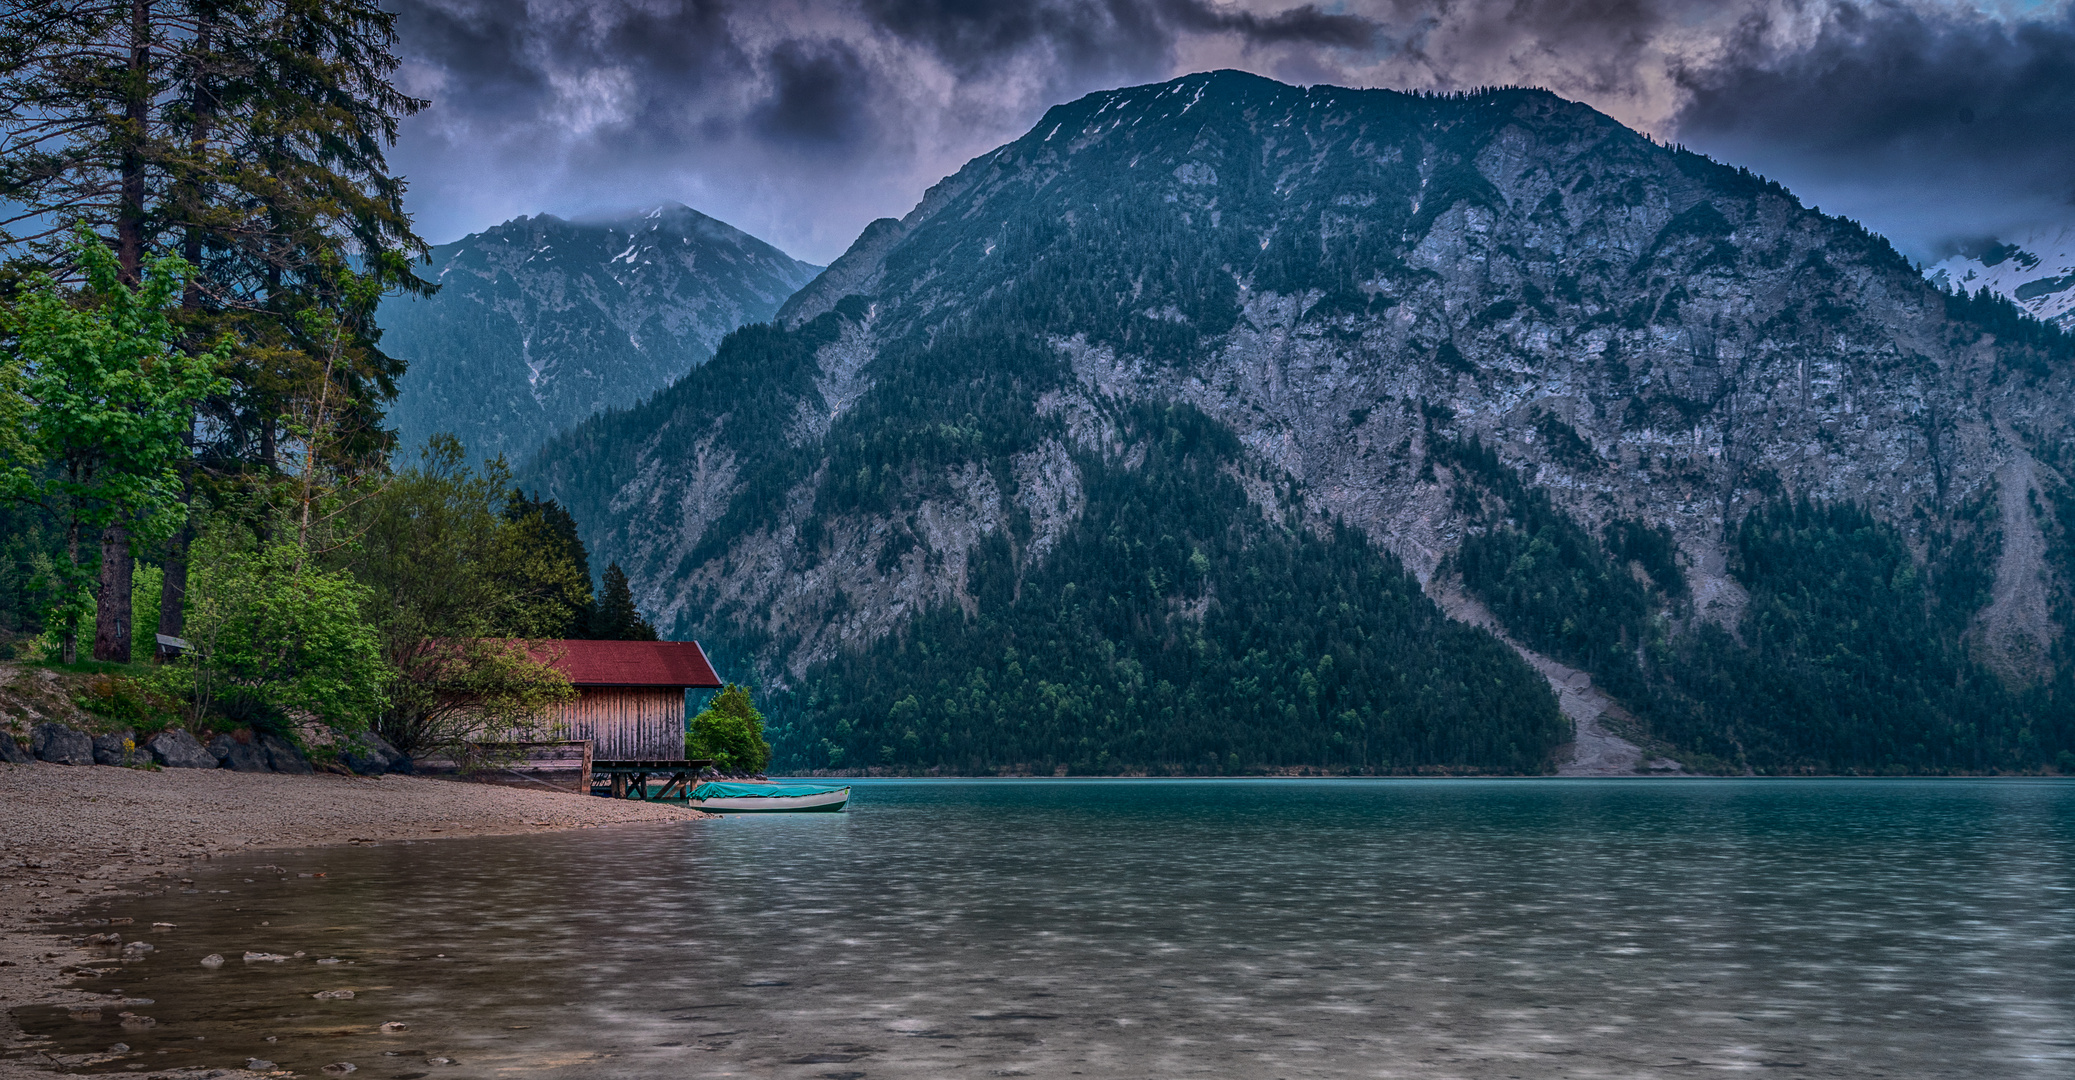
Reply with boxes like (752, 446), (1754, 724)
(538, 640), (724, 760)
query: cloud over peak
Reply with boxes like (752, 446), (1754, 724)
(388, 0), (2075, 265)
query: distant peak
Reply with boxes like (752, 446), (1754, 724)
(571, 201), (710, 229)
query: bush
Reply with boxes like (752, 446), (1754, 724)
(161, 525), (387, 735)
(689, 684), (771, 772)
(74, 674), (178, 733)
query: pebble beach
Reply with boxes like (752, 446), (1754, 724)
(0, 762), (708, 1078)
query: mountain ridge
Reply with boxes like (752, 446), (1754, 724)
(382, 202), (821, 464)
(522, 70), (2075, 776)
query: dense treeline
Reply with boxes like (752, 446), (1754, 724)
(0, 3), (670, 764)
(1440, 425), (2067, 773)
(531, 306), (1571, 775)
(774, 404), (1564, 775)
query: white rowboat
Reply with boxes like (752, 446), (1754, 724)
(688, 781), (850, 813)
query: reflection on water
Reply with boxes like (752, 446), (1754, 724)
(18, 779), (2075, 1078)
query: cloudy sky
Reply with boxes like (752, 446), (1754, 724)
(385, 0), (2075, 266)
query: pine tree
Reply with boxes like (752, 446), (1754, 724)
(0, 0), (430, 660)
(499, 489), (595, 639)
(590, 562), (658, 641)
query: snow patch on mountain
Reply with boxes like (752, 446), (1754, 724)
(1928, 224), (2075, 330)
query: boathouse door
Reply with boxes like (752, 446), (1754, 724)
(561, 686), (685, 760)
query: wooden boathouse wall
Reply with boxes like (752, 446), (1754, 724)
(523, 639), (722, 762)
(558, 686), (685, 760)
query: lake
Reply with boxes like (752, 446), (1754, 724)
(20, 779), (2075, 1078)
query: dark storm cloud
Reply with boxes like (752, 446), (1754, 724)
(857, 0), (1372, 78)
(395, 0), (553, 120)
(383, 0), (2075, 265)
(1668, 2), (2075, 254)
(385, 0), (1390, 260)
(756, 40), (876, 148)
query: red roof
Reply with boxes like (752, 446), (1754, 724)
(534, 640), (723, 688)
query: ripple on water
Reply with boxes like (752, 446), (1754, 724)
(17, 778), (2075, 1078)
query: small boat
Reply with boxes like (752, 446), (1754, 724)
(688, 781), (850, 813)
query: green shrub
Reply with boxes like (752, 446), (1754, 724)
(73, 674), (178, 733)
(160, 525), (387, 735)
(688, 684), (772, 772)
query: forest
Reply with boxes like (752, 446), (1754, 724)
(0, 2), (654, 763)
(779, 404), (1566, 775)
(1438, 428), (2073, 773)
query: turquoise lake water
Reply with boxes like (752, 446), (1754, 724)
(21, 778), (2075, 1078)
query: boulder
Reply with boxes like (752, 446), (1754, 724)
(32, 723), (93, 766)
(208, 733), (270, 772)
(145, 730), (216, 769)
(259, 733), (313, 774)
(0, 733), (30, 764)
(92, 732), (140, 767)
(339, 731), (404, 776)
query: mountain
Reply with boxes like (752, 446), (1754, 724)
(521, 71), (2075, 777)
(1929, 226), (2075, 331)
(380, 203), (821, 464)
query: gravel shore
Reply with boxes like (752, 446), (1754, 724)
(0, 761), (708, 1077)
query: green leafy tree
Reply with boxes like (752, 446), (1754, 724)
(689, 684), (771, 773)
(590, 561), (657, 641)
(0, 0), (432, 659)
(160, 522), (385, 734)
(0, 232), (225, 662)
(335, 437), (574, 758)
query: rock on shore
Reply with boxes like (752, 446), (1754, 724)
(29, 724), (90, 767)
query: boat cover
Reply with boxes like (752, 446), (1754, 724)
(690, 782), (847, 799)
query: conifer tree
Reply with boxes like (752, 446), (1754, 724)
(0, 0), (429, 660)
(498, 489), (595, 640)
(591, 562), (658, 641)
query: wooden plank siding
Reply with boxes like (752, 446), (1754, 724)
(557, 686), (685, 760)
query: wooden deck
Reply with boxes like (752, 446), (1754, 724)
(590, 758), (716, 801)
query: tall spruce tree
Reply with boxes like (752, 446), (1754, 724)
(499, 489), (596, 640)
(0, 0), (429, 660)
(591, 562), (658, 641)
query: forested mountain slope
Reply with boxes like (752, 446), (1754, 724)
(522, 71), (2075, 776)
(382, 204), (819, 464)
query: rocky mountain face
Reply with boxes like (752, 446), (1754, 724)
(523, 71), (2075, 776)
(381, 204), (820, 464)
(1930, 226), (2075, 331)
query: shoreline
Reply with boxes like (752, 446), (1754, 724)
(0, 762), (708, 1078)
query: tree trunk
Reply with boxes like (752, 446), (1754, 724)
(156, 518), (191, 661)
(180, 10), (212, 305)
(117, 0), (151, 283)
(63, 519), (80, 666)
(96, 0), (152, 663)
(161, 11), (210, 662)
(93, 523), (133, 662)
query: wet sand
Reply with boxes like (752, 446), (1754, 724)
(0, 761), (707, 1078)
